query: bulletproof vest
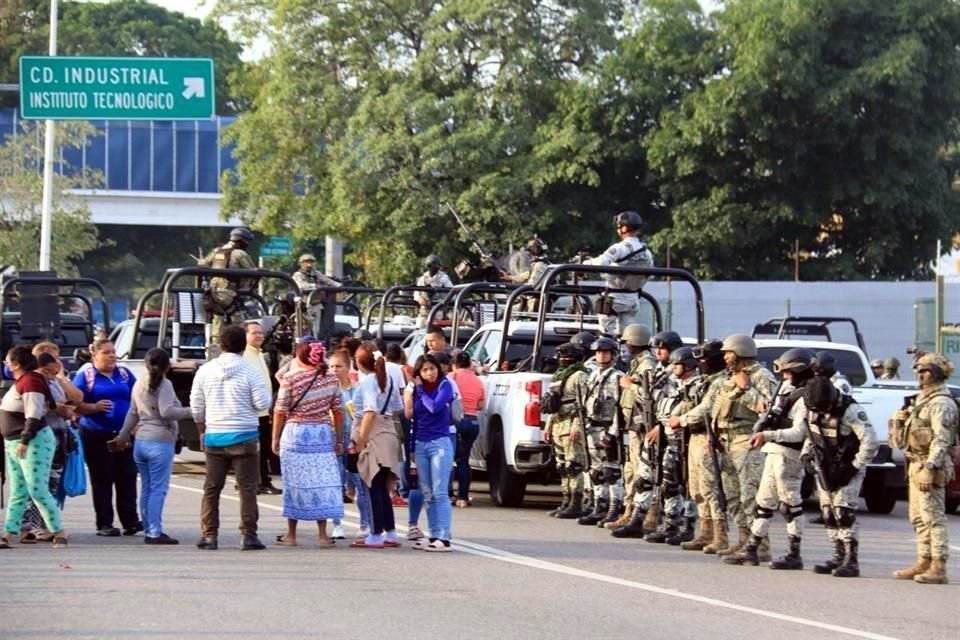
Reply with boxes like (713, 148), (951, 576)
(605, 238), (653, 291)
(713, 365), (769, 430)
(770, 384), (808, 450)
(585, 366), (618, 425)
(809, 395), (858, 451)
(903, 390), (956, 459)
(210, 245), (233, 270)
(546, 367), (585, 418)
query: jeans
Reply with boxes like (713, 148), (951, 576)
(134, 440), (175, 538)
(81, 428), (139, 530)
(4, 428), (61, 535)
(455, 416), (480, 500)
(399, 459), (424, 526)
(201, 439), (260, 537)
(416, 437), (455, 541)
(351, 472), (372, 530)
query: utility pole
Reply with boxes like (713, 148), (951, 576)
(38, 0), (60, 271)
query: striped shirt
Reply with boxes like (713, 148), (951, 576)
(277, 369), (342, 424)
(190, 353), (271, 447)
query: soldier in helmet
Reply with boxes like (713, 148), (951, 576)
(725, 348), (815, 569)
(583, 211), (654, 337)
(801, 376), (878, 578)
(869, 359), (884, 379)
(812, 351), (853, 396)
(575, 337), (624, 527)
(199, 227), (257, 358)
(881, 357), (901, 380)
(292, 253), (341, 336)
(415, 255), (454, 328)
(570, 331), (599, 372)
(504, 238), (550, 310)
(543, 343), (590, 519)
(889, 352), (958, 584)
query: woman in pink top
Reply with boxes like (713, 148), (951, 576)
(448, 351), (485, 508)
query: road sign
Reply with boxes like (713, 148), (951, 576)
(19, 56), (215, 120)
(260, 236), (293, 258)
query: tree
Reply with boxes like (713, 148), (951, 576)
(0, 119), (102, 274)
(0, 0), (246, 113)
(646, 0), (960, 279)
(215, 0), (623, 285)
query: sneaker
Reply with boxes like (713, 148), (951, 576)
(144, 533), (179, 545)
(406, 526), (425, 541)
(392, 495), (408, 507)
(356, 527), (370, 540)
(424, 539), (451, 553)
(122, 523), (144, 536)
(258, 483), (282, 495)
(96, 527), (121, 537)
(331, 525), (345, 540)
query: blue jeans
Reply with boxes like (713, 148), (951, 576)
(455, 416), (480, 500)
(416, 437), (455, 541)
(133, 439), (175, 538)
(399, 459), (424, 526)
(350, 472), (372, 530)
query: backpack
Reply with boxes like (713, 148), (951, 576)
(83, 365), (131, 393)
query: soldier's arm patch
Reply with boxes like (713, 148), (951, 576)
(857, 411), (868, 422)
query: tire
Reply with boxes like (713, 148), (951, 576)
(864, 484), (897, 514)
(487, 427), (527, 508)
(946, 498), (959, 515)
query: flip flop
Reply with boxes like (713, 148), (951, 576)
(274, 535), (298, 547)
(0, 537), (11, 550)
(349, 539), (384, 549)
(52, 536), (68, 549)
(20, 532), (38, 544)
(318, 538), (336, 549)
(384, 540), (402, 548)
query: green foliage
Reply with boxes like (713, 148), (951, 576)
(0, 120), (102, 274)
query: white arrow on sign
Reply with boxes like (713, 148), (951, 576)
(182, 77), (206, 99)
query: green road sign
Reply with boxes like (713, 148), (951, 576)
(19, 56), (215, 120)
(260, 236), (293, 258)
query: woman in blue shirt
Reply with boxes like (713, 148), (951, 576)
(72, 339), (140, 537)
(403, 353), (455, 552)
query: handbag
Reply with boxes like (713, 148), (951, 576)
(61, 425), (87, 498)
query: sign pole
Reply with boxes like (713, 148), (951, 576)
(38, 0), (59, 271)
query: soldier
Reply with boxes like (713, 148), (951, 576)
(199, 227), (257, 358)
(576, 337), (624, 526)
(504, 238), (550, 311)
(812, 351), (853, 396)
(570, 331), (599, 372)
(801, 376), (878, 578)
(869, 359), (884, 380)
(725, 348), (814, 569)
(676, 339), (727, 551)
(584, 211), (654, 337)
(414, 255), (454, 328)
(292, 253), (341, 336)
(881, 357), (901, 380)
(605, 324), (655, 531)
(543, 343), (590, 519)
(889, 353), (958, 585)
(610, 330), (681, 538)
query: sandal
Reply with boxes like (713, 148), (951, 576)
(52, 536), (68, 549)
(274, 535), (298, 547)
(0, 536), (11, 550)
(20, 531), (38, 544)
(317, 537), (335, 549)
(349, 539), (384, 549)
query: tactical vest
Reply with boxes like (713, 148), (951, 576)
(713, 370), (762, 431)
(770, 385), (808, 450)
(606, 238), (653, 291)
(809, 395), (861, 487)
(902, 390), (955, 461)
(585, 367), (618, 426)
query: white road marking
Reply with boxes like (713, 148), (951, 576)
(170, 481), (899, 640)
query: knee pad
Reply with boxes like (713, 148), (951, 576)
(836, 506), (856, 529)
(821, 507), (838, 529)
(781, 503), (804, 523)
(567, 461), (584, 477)
(753, 505), (775, 520)
(589, 467), (604, 484)
(603, 466), (622, 485)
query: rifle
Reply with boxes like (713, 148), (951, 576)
(809, 445), (842, 524)
(575, 380), (592, 471)
(752, 376), (786, 434)
(706, 415), (728, 514)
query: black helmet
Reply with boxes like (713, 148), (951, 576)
(613, 210), (642, 231)
(230, 227), (254, 245)
(812, 351), (837, 378)
(773, 348), (815, 374)
(555, 342), (583, 362)
(692, 339), (723, 360)
(424, 254), (443, 270)
(668, 346), (698, 369)
(803, 376), (838, 413)
(570, 331), (597, 350)
(650, 330), (683, 351)
(591, 337), (619, 353)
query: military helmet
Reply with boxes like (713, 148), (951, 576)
(883, 357), (901, 371)
(773, 347), (815, 374)
(869, 358), (883, 369)
(803, 376), (838, 413)
(912, 352), (954, 381)
(812, 351), (837, 377)
(299, 253), (317, 264)
(720, 334), (757, 358)
(229, 227), (254, 244)
(613, 210), (643, 231)
(620, 324), (652, 348)
(555, 342), (583, 362)
(692, 339), (723, 360)
(650, 330), (683, 351)
(591, 337), (620, 353)
(669, 346), (698, 369)
(424, 254), (443, 269)
(570, 331), (597, 350)
(526, 237), (546, 252)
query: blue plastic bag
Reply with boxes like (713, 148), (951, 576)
(60, 425), (87, 500)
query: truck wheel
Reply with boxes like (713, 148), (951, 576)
(946, 498), (959, 515)
(487, 429), (527, 508)
(864, 484), (897, 514)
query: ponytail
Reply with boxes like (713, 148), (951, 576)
(356, 341), (388, 391)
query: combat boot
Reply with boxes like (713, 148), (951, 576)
(723, 534), (761, 566)
(547, 495), (569, 518)
(769, 535), (803, 570)
(598, 499), (623, 528)
(682, 518), (713, 551)
(717, 526), (749, 557)
(813, 539), (845, 574)
(703, 519), (729, 554)
(555, 495), (583, 520)
(645, 523), (679, 544)
(893, 556), (931, 580)
(677, 516), (696, 543)
(914, 558), (948, 585)
(832, 539), (860, 578)
(643, 502), (661, 534)
(757, 536), (772, 563)
(605, 502), (634, 530)
(578, 497), (608, 526)
(611, 507), (648, 538)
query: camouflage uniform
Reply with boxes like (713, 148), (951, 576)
(627, 364), (674, 515)
(683, 371), (726, 523)
(620, 350), (658, 505)
(585, 237), (654, 337)
(292, 267), (340, 335)
(546, 367), (589, 506)
(582, 364), (624, 504)
(414, 269), (454, 328)
(199, 242), (256, 357)
(656, 373), (702, 535)
(507, 257), (550, 311)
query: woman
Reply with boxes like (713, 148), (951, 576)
(449, 350), (485, 508)
(115, 348), (192, 545)
(329, 349), (372, 539)
(272, 340), (344, 547)
(72, 338), (140, 537)
(0, 346), (69, 549)
(350, 342), (402, 549)
(404, 353), (456, 552)
(386, 344), (423, 538)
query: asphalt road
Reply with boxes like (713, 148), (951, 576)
(3, 468), (959, 640)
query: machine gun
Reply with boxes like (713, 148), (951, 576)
(441, 203), (506, 282)
(575, 381), (592, 472)
(752, 377), (787, 434)
(808, 445), (842, 524)
(706, 416), (728, 514)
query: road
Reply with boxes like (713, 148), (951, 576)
(3, 466), (959, 640)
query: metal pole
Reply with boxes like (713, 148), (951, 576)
(38, 0), (59, 271)
(935, 240), (943, 353)
(325, 236), (343, 279)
